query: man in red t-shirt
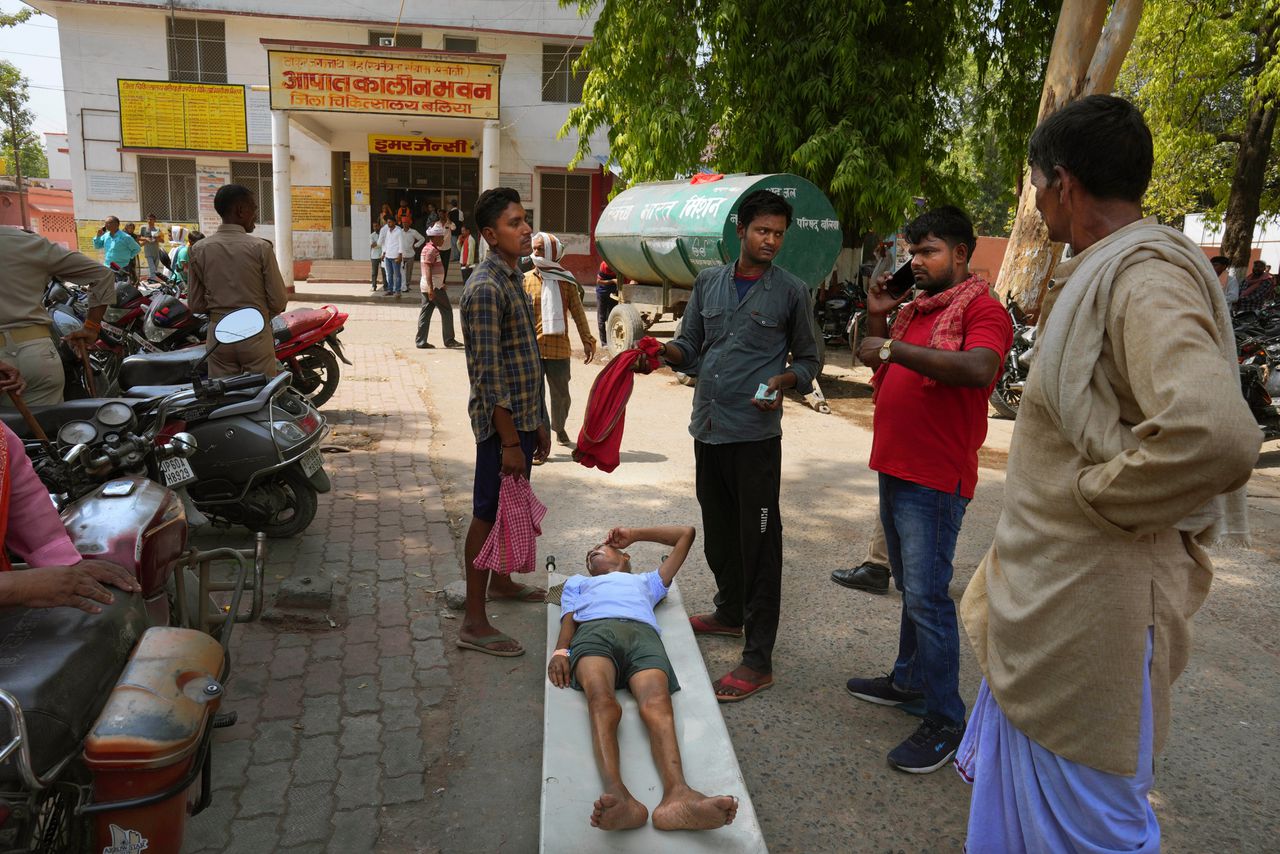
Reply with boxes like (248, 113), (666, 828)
(847, 206), (1012, 774)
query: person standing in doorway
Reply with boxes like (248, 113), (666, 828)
(447, 196), (464, 234)
(187, 184), (288, 378)
(416, 224), (462, 350)
(595, 261), (619, 351)
(651, 189), (821, 703)
(138, 214), (165, 281)
(845, 206), (1012, 774)
(370, 224), (384, 291)
(524, 231), (597, 456)
(456, 225), (478, 283)
(396, 197), (413, 229)
(958, 95), (1258, 851)
(380, 216), (405, 299)
(457, 187), (550, 657)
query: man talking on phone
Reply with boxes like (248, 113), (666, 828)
(652, 189), (819, 703)
(845, 206), (1011, 773)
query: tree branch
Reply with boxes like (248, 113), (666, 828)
(1217, 132), (1244, 144)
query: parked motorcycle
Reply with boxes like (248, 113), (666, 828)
(272, 305), (352, 407)
(989, 297), (1036, 419)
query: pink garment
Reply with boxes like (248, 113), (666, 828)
(2, 424), (81, 567)
(474, 474), (546, 575)
(419, 243), (446, 292)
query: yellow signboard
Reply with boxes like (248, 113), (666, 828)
(267, 50), (500, 119)
(118, 80), (247, 152)
(367, 134), (475, 157)
(351, 161), (370, 205)
(292, 186), (332, 232)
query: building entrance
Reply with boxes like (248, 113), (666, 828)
(370, 154), (478, 232)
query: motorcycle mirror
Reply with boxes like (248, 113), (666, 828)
(214, 308), (266, 344)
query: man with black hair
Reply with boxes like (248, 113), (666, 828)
(653, 188), (819, 703)
(456, 187), (551, 657)
(846, 204), (1011, 774)
(957, 95), (1258, 850)
(1237, 258), (1274, 312)
(1209, 255), (1239, 309)
(188, 184), (288, 378)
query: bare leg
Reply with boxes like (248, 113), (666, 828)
(577, 657), (648, 831)
(458, 517), (521, 653)
(629, 670), (738, 831)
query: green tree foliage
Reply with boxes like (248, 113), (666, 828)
(2, 138), (48, 178)
(561, 0), (1059, 239)
(0, 8), (33, 28)
(0, 60), (40, 180)
(1118, 0), (1277, 224)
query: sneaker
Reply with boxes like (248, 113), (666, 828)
(887, 716), (964, 774)
(846, 674), (926, 717)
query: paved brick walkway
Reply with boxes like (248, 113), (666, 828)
(183, 304), (457, 853)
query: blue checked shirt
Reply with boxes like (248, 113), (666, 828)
(460, 251), (549, 442)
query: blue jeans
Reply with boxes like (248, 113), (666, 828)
(879, 473), (969, 726)
(383, 258), (402, 293)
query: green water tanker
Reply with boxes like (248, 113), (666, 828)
(594, 173), (842, 353)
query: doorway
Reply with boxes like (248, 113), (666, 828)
(370, 154), (479, 231)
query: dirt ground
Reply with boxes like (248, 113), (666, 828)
(332, 300), (1278, 853)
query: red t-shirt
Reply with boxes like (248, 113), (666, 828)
(869, 295), (1012, 499)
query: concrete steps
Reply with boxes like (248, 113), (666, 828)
(307, 259), (373, 282)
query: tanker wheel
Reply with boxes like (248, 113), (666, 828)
(608, 304), (645, 354)
(672, 316), (695, 386)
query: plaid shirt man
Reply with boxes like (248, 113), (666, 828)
(460, 251), (548, 442)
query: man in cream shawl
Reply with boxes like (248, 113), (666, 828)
(523, 232), (597, 457)
(957, 96), (1260, 850)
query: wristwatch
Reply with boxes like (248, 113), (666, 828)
(878, 339), (893, 363)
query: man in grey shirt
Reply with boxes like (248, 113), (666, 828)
(653, 189), (819, 702)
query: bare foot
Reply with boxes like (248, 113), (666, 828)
(590, 792), (648, 831)
(652, 787), (738, 831)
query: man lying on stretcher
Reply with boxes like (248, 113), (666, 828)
(548, 525), (739, 832)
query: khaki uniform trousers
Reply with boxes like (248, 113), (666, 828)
(208, 328), (280, 379)
(0, 328), (64, 407)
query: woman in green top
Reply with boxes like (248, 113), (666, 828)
(168, 230), (204, 291)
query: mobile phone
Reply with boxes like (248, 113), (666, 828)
(886, 257), (916, 299)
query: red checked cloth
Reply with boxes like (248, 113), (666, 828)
(474, 474), (547, 574)
(871, 274), (991, 399)
(574, 336), (664, 473)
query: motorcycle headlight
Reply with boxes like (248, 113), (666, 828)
(271, 420), (308, 444)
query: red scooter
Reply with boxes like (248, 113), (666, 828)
(272, 304), (351, 407)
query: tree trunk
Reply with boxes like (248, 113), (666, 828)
(996, 0), (1144, 311)
(1221, 14), (1279, 275)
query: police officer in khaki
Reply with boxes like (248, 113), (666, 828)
(0, 227), (114, 407)
(187, 184), (288, 377)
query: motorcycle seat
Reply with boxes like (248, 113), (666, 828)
(122, 385), (191, 400)
(0, 594), (147, 787)
(273, 308), (331, 343)
(120, 346), (205, 390)
(0, 399), (151, 442)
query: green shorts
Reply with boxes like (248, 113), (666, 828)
(569, 618), (680, 694)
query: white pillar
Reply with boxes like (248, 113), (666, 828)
(481, 120), (501, 194)
(271, 109), (294, 289)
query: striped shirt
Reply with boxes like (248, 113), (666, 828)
(460, 251), (548, 442)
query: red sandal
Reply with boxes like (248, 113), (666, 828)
(714, 671), (774, 703)
(689, 613), (744, 638)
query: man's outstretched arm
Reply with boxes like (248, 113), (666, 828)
(606, 526), (696, 587)
(548, 612), (578, 688)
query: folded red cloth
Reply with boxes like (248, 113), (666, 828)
(574, 336), (664, 473)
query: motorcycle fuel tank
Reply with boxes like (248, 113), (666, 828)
(83, 627), (225, 854)
(62, 477), (187, 601)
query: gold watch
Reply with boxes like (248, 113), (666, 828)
(878, 339), (893, 363)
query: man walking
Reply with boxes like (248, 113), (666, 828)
(957, 96), (1259, 850)
(416, 224), (462, 350)
(187, 184), (288, 378)
(0, 228), (114, 406)
(380, 216), (405, 299)
(524, 231), (597, 455)
(457, 187), (551, 657)
(845, 205), (1012, 774)
(92, 216), (140, 277)
(456, 225), (478, 283)
(652, 189), (820, 702)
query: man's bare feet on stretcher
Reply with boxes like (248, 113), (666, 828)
(652, 785), (738, 831)
(591, 792), (648, 831)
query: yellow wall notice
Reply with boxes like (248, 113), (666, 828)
(118, 80), (247, 152)
(351, 161), (370, 205)
(268, 50), (500, 119)
(292, 186), (332, 232)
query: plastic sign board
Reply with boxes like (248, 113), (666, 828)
(268, 50), (500, 119)
(117, 79), (247, 152)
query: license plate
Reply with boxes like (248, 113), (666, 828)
(159, 456), (196, 487)
(300, 447), (323, 477)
